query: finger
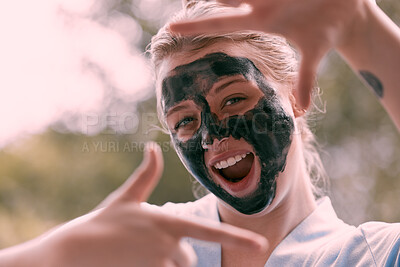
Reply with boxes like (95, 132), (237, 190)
(162, 259), (178, 267)
(95, 143), (163, 208)
(120, 142), (164, 203)
(108, 142), (163, 204)
(162, 215), (268, 252)
(171, 240), (197, 267)
(294, 53), (321, 110)
(182, 0), (243, 8)
(101, 142), (162, 205)
(169, 13), (252, 35)
(217, 0), (243, 7)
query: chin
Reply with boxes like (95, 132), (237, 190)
(208, 151), (262, 198)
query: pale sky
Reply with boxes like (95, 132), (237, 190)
(0, 0), (153, 147)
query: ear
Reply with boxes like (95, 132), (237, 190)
(289, 91), (307, 118)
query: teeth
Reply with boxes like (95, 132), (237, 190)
(213, 153), (250, 169)
(221, 160), (229, 168)
(227, 157), (236, 166)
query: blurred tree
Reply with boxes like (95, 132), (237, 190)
(0, 0), (399, 248)
(0, 97), (195, 247)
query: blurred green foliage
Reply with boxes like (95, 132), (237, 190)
(1, 0), (399, 248)
(0, 98), (196, 247)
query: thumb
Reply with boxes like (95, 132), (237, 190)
(294, 52), (321, 111)
(118, 142), (164, 203)
(93, 142), (164, 210)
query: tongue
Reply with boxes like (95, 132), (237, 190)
(220, 154), (254, 181)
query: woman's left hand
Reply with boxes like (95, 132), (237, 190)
(170, 0), (365, 110)
(172, 0), (400, 130)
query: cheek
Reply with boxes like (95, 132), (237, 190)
(273, 134), (301, 200)
(175, 124), (200, 142)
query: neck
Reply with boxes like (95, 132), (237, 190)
(217, 141), (317, 259)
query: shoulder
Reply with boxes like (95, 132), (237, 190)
(357, 221), (400, 266)
(140, 194), (219, 221)
(310, 220), (400, 266)
(268, 197), (400, 266)
(309, 221), (400, 266)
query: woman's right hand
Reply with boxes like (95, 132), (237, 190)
(34, 142), (267, 267)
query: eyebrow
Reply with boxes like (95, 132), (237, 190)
(213, 77), (248, 95)
(166, 77), (248, 117)
(166, 103), (191, 117)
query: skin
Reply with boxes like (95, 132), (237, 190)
(162, 52), (295, 215)
(1, 0), (399, 266)
(0, 143), (267, 267)
(159, 43), (317, 266)
(171, 0), (400, 130)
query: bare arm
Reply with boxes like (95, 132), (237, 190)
(171, 0), (400, 130)
(337, 0), (400, 129)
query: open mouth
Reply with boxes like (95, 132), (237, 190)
(212, 153), (255, 183)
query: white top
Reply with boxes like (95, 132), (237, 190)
(142, 195), (400, 266)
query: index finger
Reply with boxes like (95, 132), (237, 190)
(295, 49), (325, 110)
(169, 13), (252, 35)
(162, 214), (268, 251)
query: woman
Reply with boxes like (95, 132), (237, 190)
(0, 0), (399, 266)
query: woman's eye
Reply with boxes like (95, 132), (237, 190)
(174, 117), (196, 130)
(224, 97), (246, 107)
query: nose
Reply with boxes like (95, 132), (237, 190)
(201, 110), (229, 150)
(202, 136), (228, 151)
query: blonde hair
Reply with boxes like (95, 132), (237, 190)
(148, 1), (328, 198)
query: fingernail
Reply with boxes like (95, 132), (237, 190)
(167, 24), (173, 32)
(144, 142), (154, 153)
(230, 0), (242, 7)
(168, 23), (181, 33)
(144, 141), (160, 154)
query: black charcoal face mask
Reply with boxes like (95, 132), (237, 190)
(161, 53), (294, 215)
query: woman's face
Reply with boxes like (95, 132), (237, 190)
(159, 44), (296, 215)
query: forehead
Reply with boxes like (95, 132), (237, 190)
(159, 43), (265, 113)
(159, 42), (246, 78)
(163, 53), (257, 108)
(158, 42), (256, 93)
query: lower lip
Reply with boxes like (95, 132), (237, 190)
(213, 155), (258, 198)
